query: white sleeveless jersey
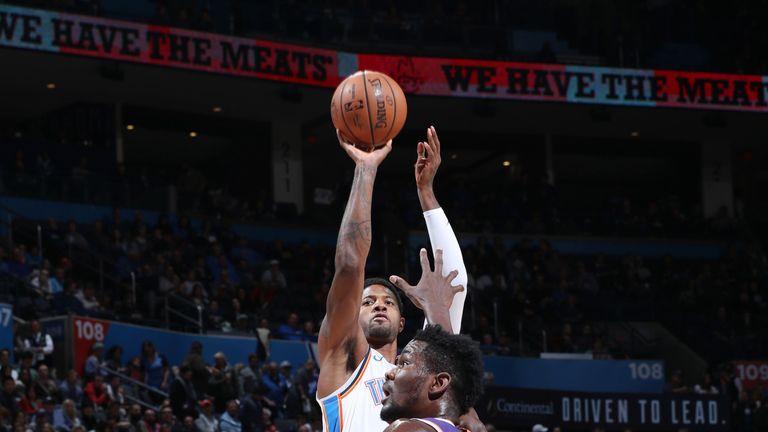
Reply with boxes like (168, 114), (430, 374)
(317, 347), (393, 432)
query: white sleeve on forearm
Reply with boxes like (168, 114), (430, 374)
(423, 207), (467, 334)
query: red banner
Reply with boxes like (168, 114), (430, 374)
(72, 316), (109, 375)
(2, 4), (768, 112)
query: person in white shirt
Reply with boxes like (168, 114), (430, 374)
(23, 320), (53, 367)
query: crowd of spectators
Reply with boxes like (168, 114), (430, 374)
(2, 320), (323, 432)
(4, 0), (768, 75)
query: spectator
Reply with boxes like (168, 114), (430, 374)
(0, 375), (20, 420)
(18, 386), (41, 416)
(302, 321), (317, 343)
(23, 321), (54, 368)
(105, 345), (124, 375)
(259, 363), (286, 417)
(293, 359), (318, 421)
(275, 314), (304, 341)
(239, 385), (265, 432)
(84, 342), (106, 380)
(106, 375), (125, 405)
(0, 349), (18, 382)
(667, 370), (690, 393)
(181, 342), (208, 398)
(52, 399), (81, 432)
(75, 284), (101, 311)
(694, 372), (719, 394)
(80, 402), (101, 432)
(169, 365), (197, 419)
(141, 341), (169, 397)
(33, 365), (57, 401)
(128, 404), (143, 432)
(260, 260), (286, 298)
(158, 406), (177, 431)
(180, 416), (197, 432)
(58, 371), (83, 406)
(219, 401), (241, 432)
(140, 409), (160, 432)
(207, 353), (235, 414)
(237, 354), (260, 398)
(194, 400), (217, 432)
(83, 375), (108, 408)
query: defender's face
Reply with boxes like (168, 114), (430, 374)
(359, 285), (404, 343)
(380, 340), (429, 423)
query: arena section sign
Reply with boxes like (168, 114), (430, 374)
(2, 4), (768, 112)
(484, 356), (665, 393)
(476, 387), (730, 431)
(733, 360), (768, 391)
(0, 303), (11, 351)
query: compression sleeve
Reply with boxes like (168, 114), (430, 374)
(423, 207), (467, 334)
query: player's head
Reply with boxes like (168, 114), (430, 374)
(359, 278), (405, 345)
(380, 325), (484, 423)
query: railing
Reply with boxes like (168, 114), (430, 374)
(101, 365), (167, 410)
(164, 293), (204, 334)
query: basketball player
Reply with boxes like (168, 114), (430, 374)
(380, 325), (484, 432)
(317, 128), (468, 432)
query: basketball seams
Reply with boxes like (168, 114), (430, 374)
(382, 76), (398, 143)
(361, 70), (377, 147)
(338, 77), (367, 147)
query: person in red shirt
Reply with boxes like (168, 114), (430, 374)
(84, 375), (109, 407)
(19, 385), (43, 415)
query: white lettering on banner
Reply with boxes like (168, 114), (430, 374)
(74, 319), (105, 341)
(496, 399), (554, 415)
(605, 399), (613, 423)
(638, 399), (647, 423)
(651, 400), (660, 424)
(618, 400), (629, 424)
(682, 400), (691, 424)
(671, 400), (679, 424)
(589, 399), (599, 422)
(709, 401), (719, 424)
(696, 401), (705, 424)
(562, 398), (629, 425)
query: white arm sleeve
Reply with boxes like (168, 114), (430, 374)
(423, 207), (467, 334)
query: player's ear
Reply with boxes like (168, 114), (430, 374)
(428, 372), (451, 399)
(397, 317), (405, 334)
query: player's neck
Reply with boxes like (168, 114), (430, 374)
(431, 400), (461, 424)
(368, 339), (398, 362)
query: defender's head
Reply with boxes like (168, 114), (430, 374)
(380, 325), (484, 423)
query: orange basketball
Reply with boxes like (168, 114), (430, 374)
(330, 70), (407, 150)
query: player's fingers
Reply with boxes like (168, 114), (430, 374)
(445, 269), (459, 284)
(336, 129), (351, 146)
(419, 248), (431, 272)
(423, 138), (436, 161)
(389, 276), (416, 295)
(430, 126), (441, 154)
(416, 141), (426, 159)
(434, 248), (444, 273)
(451, 284), (465, 295)
(426, 128), (438, 157)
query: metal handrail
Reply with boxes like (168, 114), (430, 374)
(100, 365), (169, 399)
(164, 293), (204, 334)
(123, 393), (159, 411)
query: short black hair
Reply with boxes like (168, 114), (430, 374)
(363, 278), (404, 313)
(412, 325), (484, 414)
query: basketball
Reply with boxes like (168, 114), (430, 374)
(330, 70), (408, 150)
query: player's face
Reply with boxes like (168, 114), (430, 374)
(380, 340), (428, 423)
(359, 285), (404, 344)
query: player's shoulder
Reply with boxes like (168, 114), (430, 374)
(384, 419), (437, 432)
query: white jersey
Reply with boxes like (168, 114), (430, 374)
(317, 346), (393, 432)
